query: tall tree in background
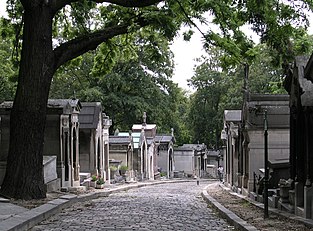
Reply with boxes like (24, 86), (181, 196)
(188, 46), (227, 148)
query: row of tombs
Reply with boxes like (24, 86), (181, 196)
(0, 100), (176, 192)
(221, 54), (313, 220)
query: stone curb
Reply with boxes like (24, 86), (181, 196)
(201, 185), (259, 231)
(0, 179), (191, 231)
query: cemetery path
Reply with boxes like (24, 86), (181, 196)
(30, 181), (236, 231)
(4, 180), (313, 230)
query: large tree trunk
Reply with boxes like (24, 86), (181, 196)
(0, 5), (54, 199)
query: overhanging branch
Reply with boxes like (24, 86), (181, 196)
(51, 0), (163, 12)
(53, 18), (150, 69)
(53, 25), (128, 69)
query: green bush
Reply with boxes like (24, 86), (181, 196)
(160, 172), (166, 177)
(119, 165), (128, 171)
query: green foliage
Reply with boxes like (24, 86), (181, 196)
(91, 175), (97, 181)
(110, 166), (117, 172)
(202, 0), (312, 70)
(0, 17), (18, 102)
(49, 28), (191, 144)
(188, 43), (293, 147)
(160, 172), (166, 177)
(119, 165), (128, 171)
(188, 62), (226, 148)
(96, 177), (105, 185)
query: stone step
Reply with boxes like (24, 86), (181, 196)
(45, 178), (61, 193)
(79, 172), (91, 182)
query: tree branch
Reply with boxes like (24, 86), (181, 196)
(95, 0), (162, 7)
(53, 18), (149, 69)
(50, 0), (163, 12)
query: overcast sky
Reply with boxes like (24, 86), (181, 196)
(170, 29), (207, 91)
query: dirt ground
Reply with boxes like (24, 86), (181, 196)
(206, 182), (313, 231)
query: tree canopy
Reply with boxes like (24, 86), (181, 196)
(0, 0), (312, 200)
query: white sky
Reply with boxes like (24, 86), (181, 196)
(0, 0), (6, 17)
(0, 0), (312, 91)
(170, 28), (207, 91)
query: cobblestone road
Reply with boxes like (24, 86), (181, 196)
(31, 181), (235, 231)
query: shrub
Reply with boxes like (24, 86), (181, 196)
(119, 165), (128, 171)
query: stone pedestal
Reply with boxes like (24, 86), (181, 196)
(295, 182), (304, 217)
(43, 156), (58, 184)
(304, 186), (313, 219)
(279, 186), (290, 203)
(0, 161), (7, 186)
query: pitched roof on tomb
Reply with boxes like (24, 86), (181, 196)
(0, 99), (81, 110)
(175, 144), (206, 151)
(224, 110), (242, 122)
(47, 99), (81, 108)
(155, 135), (174, 143)
(109, 136), (131, 144)
(132, 124), (157, 131)
(245, 94), (289, 128)
(79, 102), (102, 129)
(0, 101), (13, 108)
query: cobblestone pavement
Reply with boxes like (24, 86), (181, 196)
(31, 181), (235, 231)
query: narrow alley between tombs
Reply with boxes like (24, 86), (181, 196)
(30, 181), (235, 231)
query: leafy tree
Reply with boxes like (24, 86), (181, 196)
(188, 49), (227, 148)
(50, 31), (191, 143)
(0, 18), (18, 102)
(202, 0), (312, 70)
(186, 0), (313, 148)
(0, 0), (198, 200)
(49, 21), (192, 142)
(188, 40), (312, 148)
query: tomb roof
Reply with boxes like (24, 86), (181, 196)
(224, 110), (241, 122)
(0, 99), (81, 110)
(109, 136), (131, 144)
(155, 135), (173, 143)
(245, 94), (289, 128)
(79, 102), (102, 129)
(132, 124), (157, 130)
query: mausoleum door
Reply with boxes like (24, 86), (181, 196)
(62, 128), (72, 188)
(304, 110), (313, 186)
(96, 138), (102, 177)
(141, 143), (147, 179)
(149, 156), (153, 180)
(168, 149), (173, 178)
